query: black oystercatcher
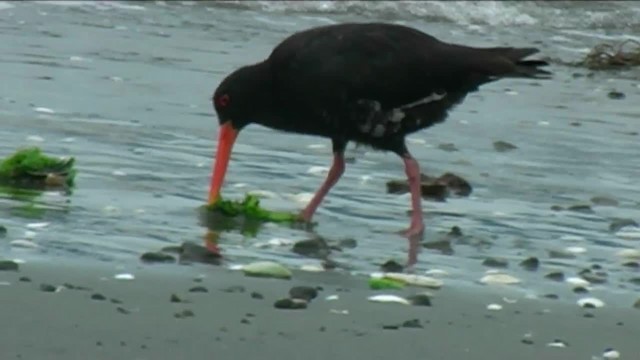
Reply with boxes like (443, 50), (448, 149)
(209, 22), (550, 237)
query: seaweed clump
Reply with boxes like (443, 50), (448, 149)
(581, 40), (640, 70)
(0, 147), (76, 190)
(205, 194), (300, 223)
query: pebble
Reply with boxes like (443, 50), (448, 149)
(0, 260), (19, 271)
(325, 295), (339, 301)
(493, 140), (518, 152)
(577, 297), (605, 308)
(480, 273), (521, 285)
(424, 269), (449, 277)
(367, 294), (411, 305)
(407, 293), (432, 307)
(617, 249), (640, 259)
(487, 303), (503, 311)
(9, 240), (38, 249)
(547, 339), (568, 348)
(565, 246), (586, 254)
(289, 286), (318, 302)
(170, 294), (183, 303)
(0, 225), (6, 236)
(34, 107), (54, 114)
(274, 298), (308, 310)
(633, 298), (640, 309)
(401, 319), (423, 329)
(602, 349), (620, 359)
(545, 271), (565, 282)
(380, 260), (404, 273)
(174, 309), (195, 319)
(26, 222), (49, 229)
(189, 286), (209, 293)
(566, 277), (590, 287)
(250, 292), (264, 300)
(39, 283), (57, 292)
(91, 293), (107, 301)
(609, 218), (638, 233)
(242, 261), (292, 280)
(519, 257), (540, 271)
(381, 273), (443, 289)
(299, 264), (325, 272)
(19, 276), (31, 282)
(140, 252), (176, 264)
(482, 257), (509, 268)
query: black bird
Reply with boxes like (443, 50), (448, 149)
(208, 22), (550, 239)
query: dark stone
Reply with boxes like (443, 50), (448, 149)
(337, 238), (357, 249)
(567, 204), (594, 214)
(386, 172), (472, 201)
(407, 294), (432, 307)
(609, 218), (638, 233)
(273, 298), (307, 310)
(573, 286), (589, 294)
(0, 260), (19, 271)
(633, 298), (640, 310)
(220, 285), (244, 293)
(380, 260), (404, 273)
(449, 226), (463, 237)
(19, 276), (31, 282)
(116, 307), (130, 315)
(607, 91), (625, 100)
(423, 240), (453, 255)
(174, 309), (195, 319)
(39, 284), (56, 292)
(0, 225), (6, 237)
(292, 237), (331, 259)
(519, 257), (540, 271)
(289, 286), (318, 302)
(590, 196), (619, 207)
(91, 293), (107, 301)
(482, 257), (509, 268)
(438, 143), (459, 152)
(140, 252), (176, 264)
(436, 173), (473, 197)
(170, 294), (183, 303)
(250, 292), (264, 300)
(583, 312), (595, 318)
(543, 293), (559, 300)
(622, 261), (639, 269)
(493, 140), (518, 152)
(545, 271), (565, 282)
(177, 241), (222, 266)
(579, 269), (607, 284)
(110, 298), (123, 304)
(550, 205), (564, 211)
(548, 249), (576, 259)
(382, 324), (399, 330)
(189, 286), (209, 293)
(401, 319), (423, 328)
(521, 338), (535, 345)
(240, 318), (250, 325)
(628, 277), (640, 286)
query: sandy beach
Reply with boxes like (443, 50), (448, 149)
(1, 258), (638, 360)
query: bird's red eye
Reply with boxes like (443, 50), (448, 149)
(217, 94), (230, 108)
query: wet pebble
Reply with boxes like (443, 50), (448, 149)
(189, 286), (209, 293)
(480, 273), (521, 285)
(368, 294), (410, 305)
(380, 260), (404, 273)
(545, 271), (565, 282)
(632, 298), (640, 310)
(487, 303), (503, 311)
(0, 260), (19, 271)
(401, 319), (423, 329)
(566, 277), (590, 287)
(493, 140), (518, 152)
(602, 348), (621, 359)
(91, 293), (107, 301)
(577, 297), (605, 308)
(609, 218), (638, 233)
(289, 286), (318, 302)
(573, 286), (589, 294)
(250, 291), (264, 300)
(590, 196), (619, 206)
(174, 309), (195, 319)
(607, 90), (625, 99)
(579, 269), (607, 284)
(140, 252), (176, 264)
(567, 204), (594, 213)
(9, 240), (38, 249)
(622, 261), (639, 268)
(170, 294), (183, 303)
(548, 249), (576, 259)
(407, 293), (432, 307)
(482, 257), (509, 268)
(114, 273), (135, 281)
(291, 237), (331, 259)
(519, 257), (540, 271)
(39, 283), (56, 292)
(273, 298), (307, 310)
(438, 143), (459, 152)
(547, 339), (568, 348)
(543, 293), (559, 300)
(19, 276), (31, 282)
(177, 242), (222, 266)
(0, 225), (6, 236)
(220, 285), (245, 293)
(243, 261), (292, 280)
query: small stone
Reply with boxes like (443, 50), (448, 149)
(573, 286), (589, 294)
(602, 348), (620, 359)
(607, 91), (625, 100)
(623, 261), (640, 269)
(547, 339), (568, 348)
(487, 303), (503, 311)
(91, 293), (107, 301)
(116, 307), (130, 315)
(240, 318), (250, 325)
(368, 294), (411, 305)
(422, 239), (454, 255)
(0, 225), (6, 237)
(177, 241), (222, 266)
(243, 261), (292, 280)
(577, 297), (605, 308)
(380, 260), (404, 273)
(40, 283), (56, 292)
(114, 273), (135, 281)
(480, 273), (521, 285)
(250, 292), (264, 299)
(545, 271), (565, 282)
(19, 276), (31, 282)
(550, 205), (564, 211)
(170, 294), (182, 303)
(407, 293), (432, 307)
(438, 143), (459, 152)
(548, 249), (576, 259)
(590, 196), (619, 206)
(110, 298), (123, 304)
(401, 319), (422, 328)
(580, 270), (607, 284)
(519, 257), (540, 271)
(567, 204), (594, 214)
(493, 140), (518, 152)
(609, 218), (638, 233)
(220, 285), (244, 293)
(0, 260), (19, 271)
(337, 238), (357, 249)
(291, 238), (331, 259)
(482, 257), (509, 268)
(543, 293), (559, 300)
(174, 309), (194, 319)
(583, 312), (595, 318)
(628, 277), (640, 286)
(10, 240), (38, 249)
(273, 298), (307, 310)
(188, 286), (208, 293)
(382, 324), (400, 330)
(289, 286), (318, 302)
(140, 252), (176, 264)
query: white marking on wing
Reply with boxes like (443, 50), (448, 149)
(399, 92), (447, 110)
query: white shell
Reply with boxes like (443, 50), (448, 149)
(547, 340), (567, 348)
(577, 297), (605, 308)
(424, 269), (449, 277)
(603, 349), (621, 359)
(299, 264), (325, 272)
(566, 277), (590, 286)
(242, 261), (292, 279)
(480, 273), (521, 285)
(564, 246), (586, 254)
(487, 303), (503, 311)
(325, 295), (339, 301)
(114, 273), (135, 280)
(26, 222), (50, 229)
(367, 294), (411, 305)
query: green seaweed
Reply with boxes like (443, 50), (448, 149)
(368, 277), (405, 290)
(0, 147), (76, 188)
(206, 194), (300, 223)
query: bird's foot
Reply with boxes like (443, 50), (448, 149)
(397, 222), (425, 238)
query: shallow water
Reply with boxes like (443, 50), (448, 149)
(1, 1), (639, 303)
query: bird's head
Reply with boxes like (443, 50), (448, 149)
(208, 62), (271, 204)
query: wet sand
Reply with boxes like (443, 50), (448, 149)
(1, 259), (637, 360)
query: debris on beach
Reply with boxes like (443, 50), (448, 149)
(580, 40), (640, 70)
(140, 252), (176, 264)
(367, 294), (411, 305)
(0, 147), (76, 190)
(602, 348), (621, 359)
(203, 194), (302, 224)
(480, 272), (521, 285)
(386, 171), (472, 202)
(493, 140), (518, 152)
(114, 273), (135, 281)
(577, 297), (605, 309)
(371, 272), (443, 289)
(368, 277), (405, 290)
(242, 261), (292, 280)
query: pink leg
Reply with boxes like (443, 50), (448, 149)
(400, 156), (425, 237)
(299, 153), (345, 222)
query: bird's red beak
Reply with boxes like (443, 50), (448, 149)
(208, 121), (238, 204)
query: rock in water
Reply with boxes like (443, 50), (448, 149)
(243, 261), (292, 279)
